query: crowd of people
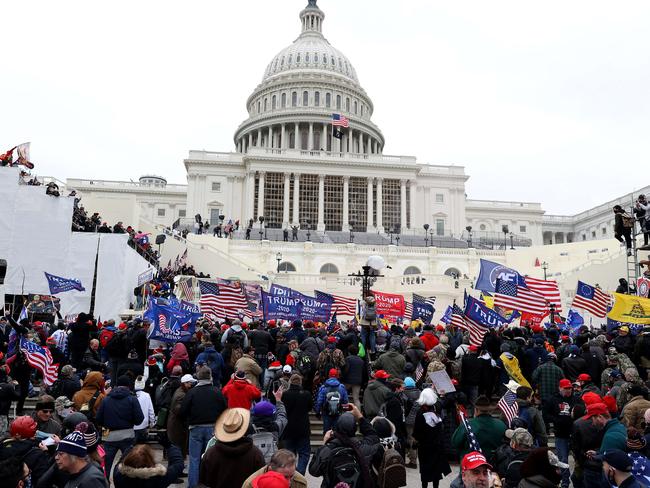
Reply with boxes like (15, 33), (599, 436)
(1, 289), (650, 488)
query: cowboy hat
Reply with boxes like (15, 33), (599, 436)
(215, 408), (250, 443)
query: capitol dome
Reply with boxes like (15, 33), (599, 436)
(233, 0), (384, 156)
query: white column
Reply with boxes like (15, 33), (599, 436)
(400, 179), (407, 230)
(267, 126), (272, 148)
(323, 123), (328, 151)
(317, 174), (325, 231)
(292, 173), (300, 225)
(248, 132), (253, 151)
(409, 180), (417, 230)
(342, 132), (347, 153)
(294, 123), (299, 149)
(281, 124), (286, 150)
(359, 132), (363, 154)
(342, 175), (350, 231)
(348, 129), (354, 153)
(367, 177), (374, 232)
(257, 171), (265, 219)
(376, 177), (384, 233)
(245, 172), (255, 220)
(308, 123), (314, 151)
(257, 129), (262, 147)
(282, 172), (290, 227)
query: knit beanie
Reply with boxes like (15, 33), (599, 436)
(57, 430), (87, 457)
(252, 401), (276, 417)
(404, 377), (416, 388)
(75, 422), (99, 452)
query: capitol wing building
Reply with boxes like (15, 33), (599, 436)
(183, 0), (542, 244)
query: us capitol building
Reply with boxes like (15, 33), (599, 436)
(57, 0), (639, 305)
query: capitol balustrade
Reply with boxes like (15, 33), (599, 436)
(67, 178), (187, 192)
(245, 147), (417, 166)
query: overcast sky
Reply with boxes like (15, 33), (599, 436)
(3, 0), (649, 215)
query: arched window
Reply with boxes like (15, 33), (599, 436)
(361, 105), (364, 116)
(319, 263), (339, 275)
(354, 101), (358, 114)
(257, 101), (261, 113)
(303, 91), (309, 106)
(292, 92), (297, 107)
(444, 268), (461, 279)
(331, 56), (335, 65)
(264, 98), (267, 111)
(315, 92), (320, 107)
(314, 53), (319, 63)
(336, 95), (341, 109)
(345, 97), (350, 111)
(404, 266), (422, 275)
(278, 262), (296, 272)
(288, 54), (292, 64)
(306, 53), (310, 63)
(296, 53), (301, 63)
(281, 93), (286, 108)
(272, 95), (276, 110)
(325, 93), (331, 108)
(281, 56), (285, 66)
(479, 224), (486, 231)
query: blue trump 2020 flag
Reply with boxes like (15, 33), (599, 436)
(465, 295), (509, 328)
(475, 259), (524, 293)
(44, 272), (85, 294)
(261, 290), (302, 321)
(412, 294), (434, 324)
(269, 285), (332, 321)
(144, 297), (200, 343)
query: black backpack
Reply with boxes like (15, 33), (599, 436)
(227, 329), (245, 348)
(296, 353), (313, 376)
(327, 446), (362, 488)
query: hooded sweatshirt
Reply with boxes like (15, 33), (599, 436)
(222, 378), (261, 410)
(72, 371), (105, 416)
(199, 437), (265, 488)
(315, 378), (349, 416)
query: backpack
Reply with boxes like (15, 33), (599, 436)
(154, 377), (170, 408)
(296, 353), (313, 376)
(99, 328), (115, 349)
(325, 385), (343, 416)
(319, 351), (337, 378)
(364, 305), (377, 322)
(327, 446), (362, 488)
(622, 212), (635, 228)
(79, 390), (101, 420)
(512, 406), (538, 445)
(377, 447), (407, 488)
(227, 329), (245, 348)
(251, 425), (277, 463)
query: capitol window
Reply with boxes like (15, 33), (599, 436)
(345, 97), (350, 111)
(281, 93), (286, 108)
(306, 53), (310, 63)
(520, 225), (527, 233)
(314, 53), (319, 63)
(178, 209), (186, 218)
(602, 227), (607, 235)
(315, 92), (320, 106)
(278, 262), (296, 272)
(361, 105), (364, 116)
(288, 54), (292, 64)
(319, 263), (339, 275)
(257, 101), (261, 113)
(212, 182), (221, 192)
(480, 224), (486, 231)
(435, 193), (444, 203)
(272, 95), (276, 110)
(436, 219), (445, 236)
(303, 91), (308, 106)
(296, 53), (301, 63)
(404, 266), (421, 275)
(264, 98), (268, 111)
(354, 101), (358, 114)
(336, 95), (341, 109)
(325, 93), (331, 108)
(331, 56), (335, 65)
(157, 208), (166, 217)
(281, 56), (285, 66)
(292, 92), (297, 107)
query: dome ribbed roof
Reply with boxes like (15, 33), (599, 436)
(261, 1), (359, 85)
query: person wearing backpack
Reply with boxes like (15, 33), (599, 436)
(370, 416), (407, 488)
(343, 345), (365, 410)
(72, 371), (105, 420)
(513, 386), (547, 447)
(281, 374), (313, 475)
(372, 342), (406, 380)
(195, 342), (225, 387)
(315, 369), (349, 434)
(249, 389), (288, 464)
(309, 404), (381, 488)
(613, 205), (633, 256)
(220, 320), (249, 349)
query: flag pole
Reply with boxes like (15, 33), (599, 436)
(88, 237), (101, 317)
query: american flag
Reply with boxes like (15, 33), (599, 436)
(20, 337), (58, 386)
(179, 249), (188, 267)
(571, 281), (610, 318)
(332, 113), (349, 128)
(524, 277), (563, 314)
(451, 304), (487, 348)
(629, 452), (650, 486)
(315, 290), (357, 317)
(199, 280), (249, 320)
(459, 409), (482, 453)
(415, 362), (424, 383)
(497, 390), (519, 427)
(414, 293), (436, 308)
(404, 302), (413, 319)
(494, 279), (549, 316)
(179, 277), (194, 302)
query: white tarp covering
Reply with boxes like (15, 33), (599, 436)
(0, 167), (151, 321)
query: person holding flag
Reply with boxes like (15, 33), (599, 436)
(452, 395), (507, 465)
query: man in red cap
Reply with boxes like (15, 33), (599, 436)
(578, 373), (602, 396)
(584, 402), (627, 488)
(461, 451), (491, 488)
(362, 370), (393, 420)
(314, 369), (348, 434)
(547, 378), (578, 488)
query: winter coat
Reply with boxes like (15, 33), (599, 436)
(571, 417), (604, 471)
(281, 384), (313, 441)
(134, 390), (155, 431)
(114, 445), (183, 488)
(199, 437), (265, 488)
(167, 386), (188, 455)
(250, 401), (288, 442)
(545, 392), (578, 438)
(95, 386), (144, 432)
(562, 355), (588, 381)
(234, 354), (263, 387)
(362, 379), (392, 419)
(242, 465), (308, 488)
(0, 438), (51, 487)
(412, 407), (452, 483)
(372, 350), (406, 379)
(518, 474), (558, 488)
(315, 378), (349, 416)
(179, 381), (227, 426)
(0, 382), (20, 415)
(222, 378), (262, 409)
(63, 461), (108, 488)
(299, 336), (322, 361)
(621, 395), (650, 430)
(451, 413), (507, 463)
(342, 354), (365, 385)
(599, 418), (628, 453)
(420, 332), (440, 351)
(57, 376), (82, 401)
(195, 347), (225, 386)
(461, 353), (483, 385)
(83, 348), (105, 371)
(515, 399), (548, 446)
(72, 371), (105, 417)
(249, 329), (274, 356)
(405, 342), (425, 369)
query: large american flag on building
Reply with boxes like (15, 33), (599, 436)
(315, 290), (357, 317)
(199, 280), (250, 320)
(524, 277), (563, 314)
(331, 113), (349, 128)
(20, 337), (58, 386)
(494, 279), (549, 316)
(497, 389), (519, 427)
(571, 281), (610, 318)
(451, 304), (487, 348)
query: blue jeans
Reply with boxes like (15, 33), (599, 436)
(323, 414), (339, 434)
(104, 438), (134, 479)
(555, 437), (570, 488)
(188, 425), (214, 488)
(282, 437), (311, 475)
(463, 385), (479, 416)
(360, 327), (376, 353)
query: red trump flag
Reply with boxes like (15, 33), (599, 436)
(372, 291), (406, 317)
